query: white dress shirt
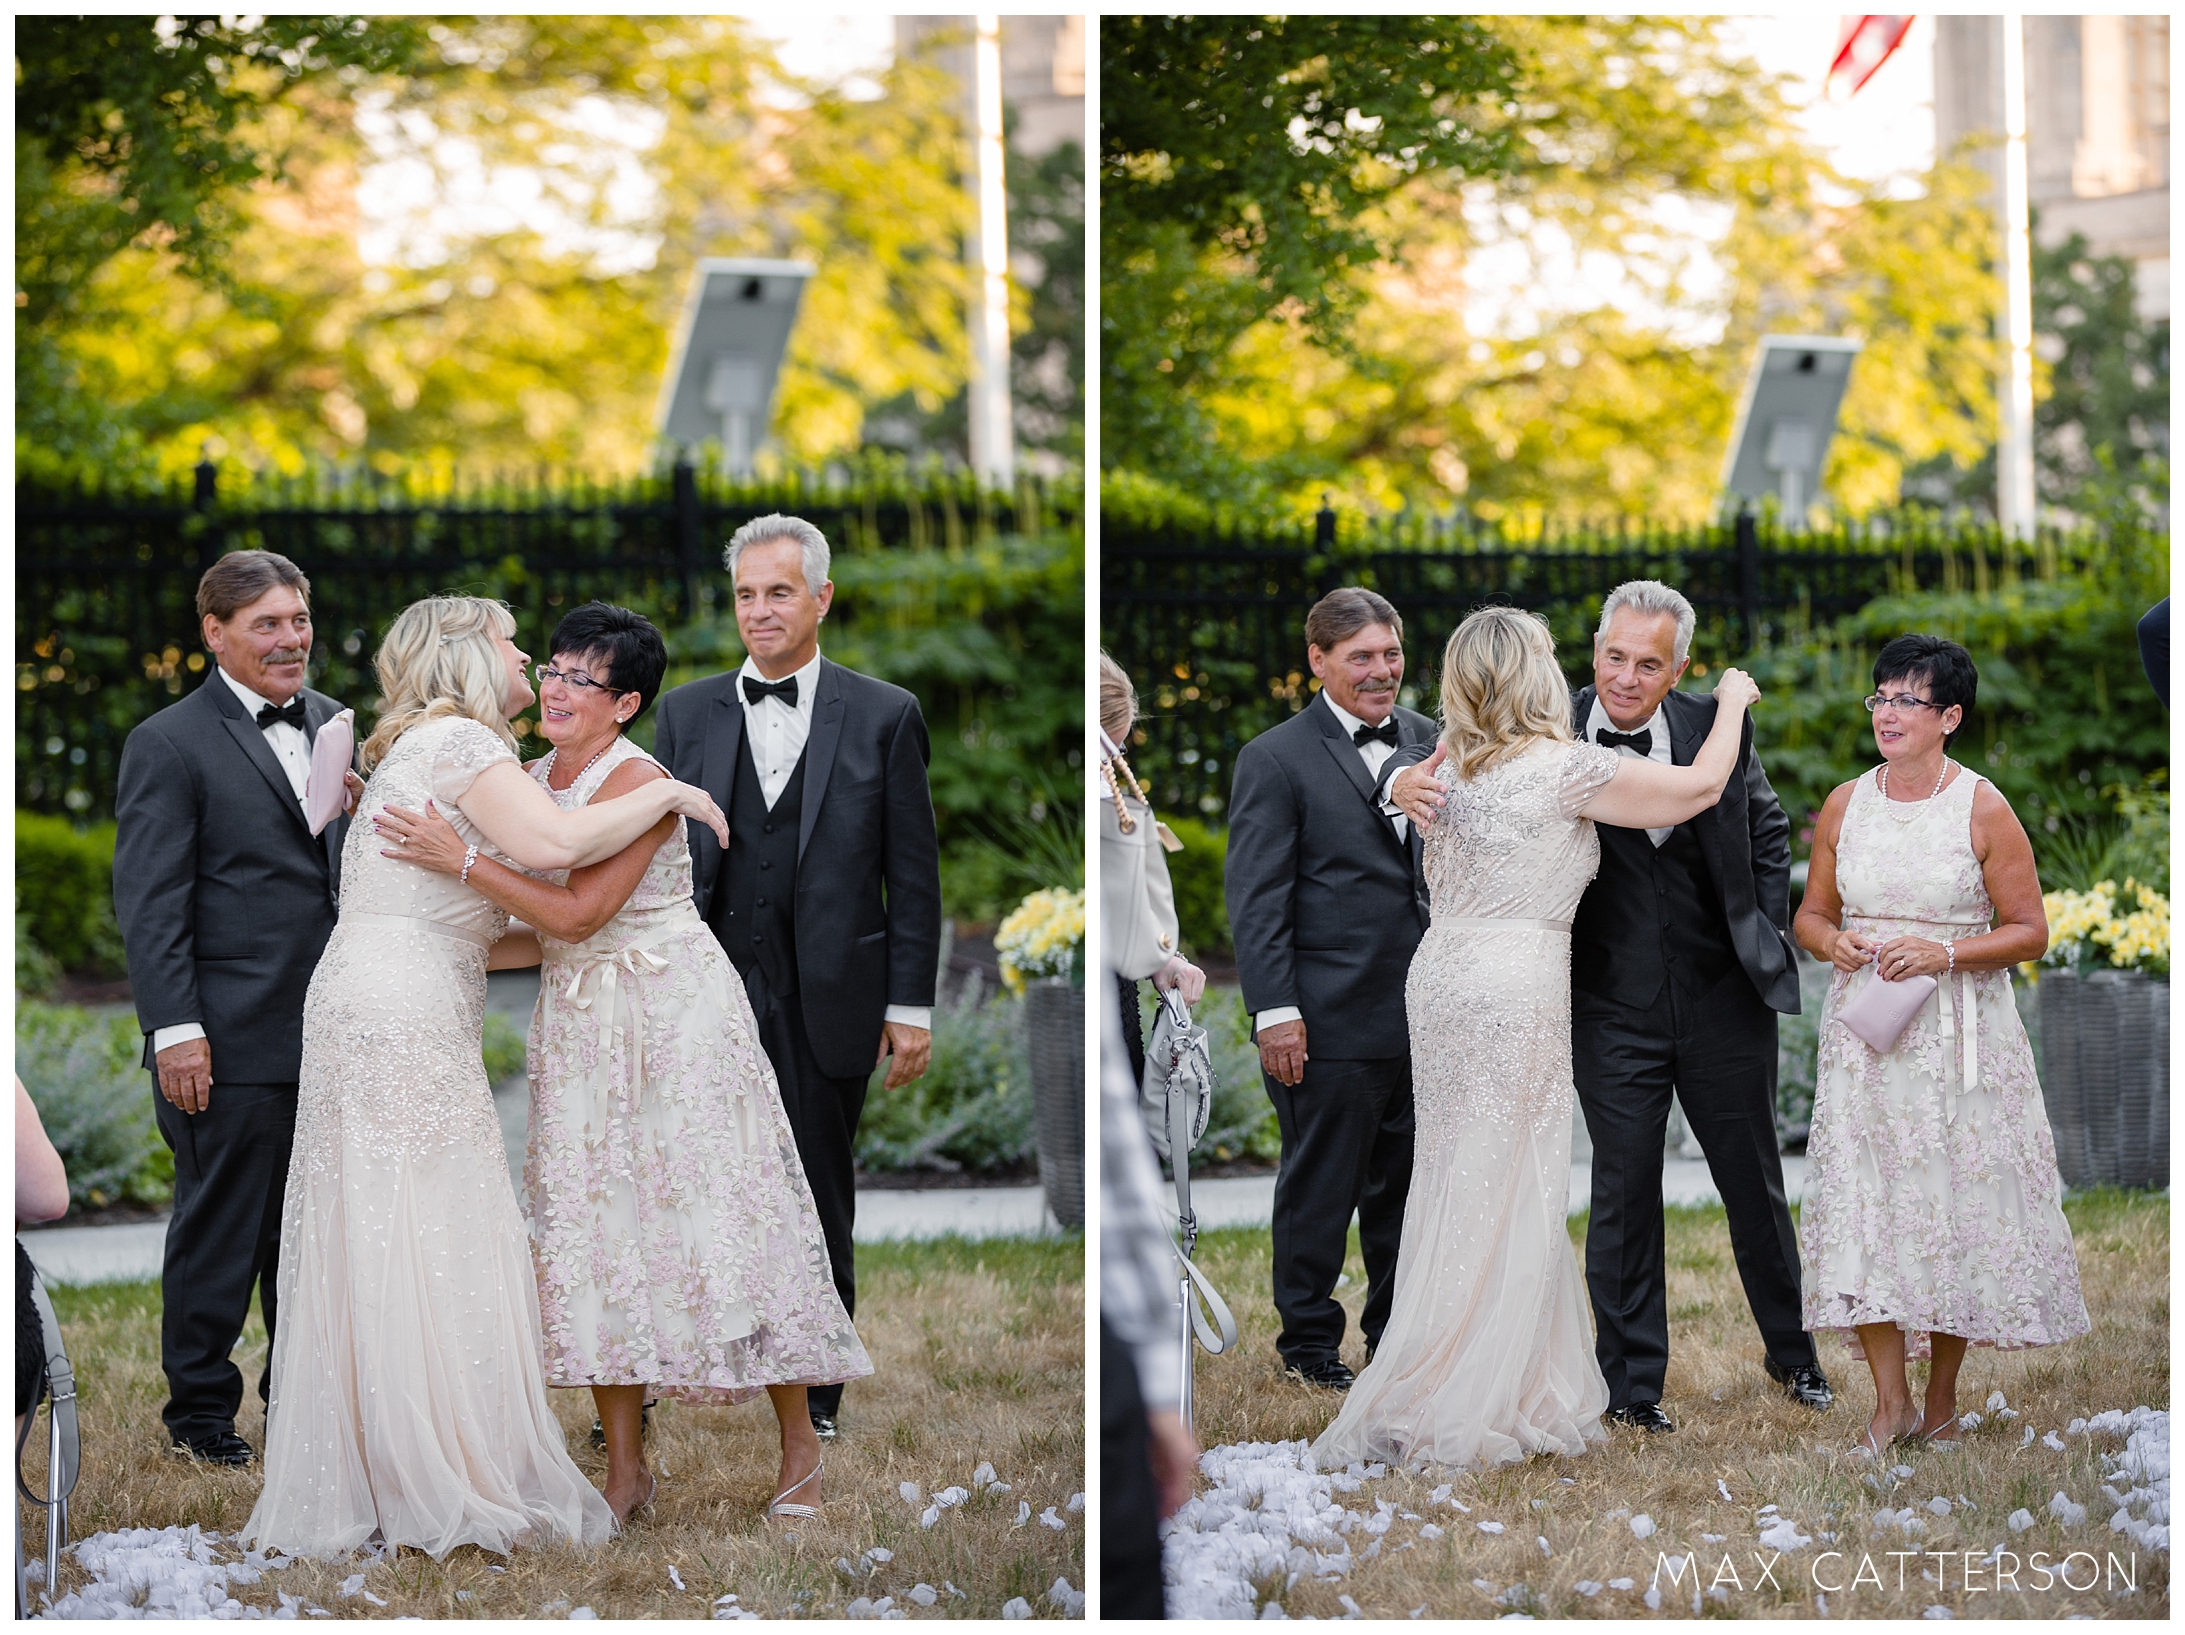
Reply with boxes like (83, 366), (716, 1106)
(1585, 696), (1674, 847)
(736, 650), (930, 1034)
(153, 667), (314, 1057)
(1255, 691), (1410, 1037)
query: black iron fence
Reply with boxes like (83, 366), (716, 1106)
(20, 459), (1081, 820)
(1101, 506), (2100, 818)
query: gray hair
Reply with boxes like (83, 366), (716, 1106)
(1596, 580), (1696, 666)
(724, 513), (831, 597)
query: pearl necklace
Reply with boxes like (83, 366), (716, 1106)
(1878, 758), (1948, 820)
(542, 737), (618, 793)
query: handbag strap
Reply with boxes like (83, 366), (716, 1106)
(1159, 991), (1238, 1356)
(17, 1256), (79, 1507)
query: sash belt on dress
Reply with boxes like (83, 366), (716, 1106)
(341, 910), (491, 950)
(1844, 913), (1992, 1122)
(552, 921), (692, 1112)
(1437, 915), (1570, 934)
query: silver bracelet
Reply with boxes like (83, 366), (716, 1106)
(1945, 941), (1955, 974)
(460, 843), (479, 885)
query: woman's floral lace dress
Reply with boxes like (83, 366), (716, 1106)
(521, 736), (870, 1401)
(1312, 739), (1616, 1474)
(1798, 765), (2089, 1353)
(246, 716), (614, 1560)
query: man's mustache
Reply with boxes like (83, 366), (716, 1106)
(1354, 678), (1397, 693)
(263, 647), (308, 665)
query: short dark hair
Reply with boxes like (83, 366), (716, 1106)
(197, 549), (310, 626)
(549, 602), (668, 722)
(1305, 587), (1403, 654)
(1873, 633), (1977, 742)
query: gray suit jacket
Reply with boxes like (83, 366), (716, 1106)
(651, 657), (943, 1081)
(112, 674), (348, 1082)
(1224, 693), (1435, 1060)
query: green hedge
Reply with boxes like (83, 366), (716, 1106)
(16, 1002), (172, 1209)
(16, 812), (124, 980)
(854, 971), (1033, 1174)
(1160, 815), (1233, 959)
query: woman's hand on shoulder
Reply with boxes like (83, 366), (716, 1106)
(375, 799), (469, 876)
(1711, 667), (1760, 712)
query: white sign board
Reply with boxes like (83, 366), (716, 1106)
(656, 258), (814, 474)
(1720, 335), (1863, 518)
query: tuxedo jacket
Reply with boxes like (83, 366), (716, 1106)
(112, 675), (348, 1082)
(651, 658), (943, 1080)
(1224, 694), (1436, 1060)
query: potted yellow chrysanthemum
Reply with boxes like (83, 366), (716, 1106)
(2033, 878), (2168, 1189)
(996, 888), (1085, 1229)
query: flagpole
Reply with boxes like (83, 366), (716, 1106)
(1997, 15), (2037, 537)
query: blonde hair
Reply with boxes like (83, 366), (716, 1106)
(360, 596), (522, 772)
(1098, 650), (1136, 741)
(1437, 606), (1574, 779)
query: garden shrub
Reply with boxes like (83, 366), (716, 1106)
(483, 1011), (527, 1085)
(1187, 987), (1281, 1165)
(1159, 815), (1233, 958)
(855, 973), (1034, 1174)
(16, 812), (125, 978)
(15, 1002), (171, 1210)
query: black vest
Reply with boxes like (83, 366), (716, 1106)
(712, 729), (806, 996)
(1571, 818), (1737, 1010)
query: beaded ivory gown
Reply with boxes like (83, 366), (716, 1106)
(1798, 765), (2089, 1355)
(522, 737), (870, 1400)
(1313, 739), (1616, 1473)
(246, 716), (614, 1559)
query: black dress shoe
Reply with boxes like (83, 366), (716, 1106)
(1605, 1402), (1676, 1434)
(810, 1413), (839, 1442)
(1766, 1359), (1835, 1410)
(1285, 1359), (1356, 1392)
(170, 1430), (255, 1466)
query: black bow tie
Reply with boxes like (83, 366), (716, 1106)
(256, 698), (309, 732)
(1352, 719), (1400, 749)
(1596, 726), (1653, 754)
(743, 675), (798, 708)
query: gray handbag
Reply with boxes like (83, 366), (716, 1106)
(1139, 988), (1238, 1430)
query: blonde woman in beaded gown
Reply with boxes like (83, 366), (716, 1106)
(375, 603), (871, 1529)
(1793, 634), (2086, 1456)
(244, 597), (729, 1561)
(1312, 608), (1765, 1474)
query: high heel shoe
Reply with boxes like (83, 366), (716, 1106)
(1906, 1411), (1961, 1448)
(611, 1470), (659, 1529)
(768, 1459), (823, 1524)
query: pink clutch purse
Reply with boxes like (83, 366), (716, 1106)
(305, 710), (355, 836)
(1834, 966), (1936, 1055)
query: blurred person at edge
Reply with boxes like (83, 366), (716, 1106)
(1793, 634), (2088, 1458)
(1099, 650), (1207, 1085)
(18, 1078), (69, 1440)
(1101, 1000), (1200, 1617)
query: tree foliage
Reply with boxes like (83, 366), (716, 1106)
(1102, 17), (2030, 524)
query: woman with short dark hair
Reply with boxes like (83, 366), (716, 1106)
(378, 602), (868, 1528)
(1793, 633), (2088, 1459)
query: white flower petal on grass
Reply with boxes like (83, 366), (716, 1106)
(339, 1575), (367, 1599)
(1717, 1479), (1735, 1504)
(1928, 1498), (1952, 1518)
(1477, 1521), (1505, 1535)
(1409, 1606), (1428, 1619)
(2049, 1492), (2087, 1527)
(935, 1486), (971, 1510)
(1628, 1514), (1656, 1540)
(1001, 1596), (1033, 1620)
(2044, 1432), (2067, 1451)
(1049, 1576), (1086, 1616)
(919, 1504), (941, 1529)
(1013, 1500), (1032, 1527)
(944, 1582), (967, 1599)
(1067, 1492), (1086, 1513)
(1760, 1518), (1812, 1551)
(864, 1548), (894, 1565)
(900, 1482), (922, 1505)
(668, 1566), (686, 1592)
(569, 1609), (597, 1620)
(1339, 1594), (1363, 1616)
(1039, 1506), (1067, 1530)
(1922, 1607), (1953, 1619)
(1959, 1413), (1982, 1430)
(908, 1585), (938, 1607)
(973, 1462), (999, 1488)
(1988, 1391), (2009, 1412)
(1538, 1536), (1551, 1556)
(1701, 1533), (1726, 1543)
(2022, 1427), (2038, 1448)
(1607, 1578), (1634, 1592)
(1891, 1464), (1916, 1480)
(2067, 1418), (2088, 1436)
(1573, 1581), (1602, 1597)
(1430, 1484), (1452, 1503)
(1419, 1524), (1444, 1541)
(1643, 1587), (1662, 1611)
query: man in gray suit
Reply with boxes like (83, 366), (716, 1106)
(1223, 587), (1434, 1390)
(113, 551), (349, 1465)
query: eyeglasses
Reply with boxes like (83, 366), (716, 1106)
(1863, 692), (1944, 714)
(534, 663), (625, 695)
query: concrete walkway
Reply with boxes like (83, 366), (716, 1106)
(1184, 1155), (1810, 1232)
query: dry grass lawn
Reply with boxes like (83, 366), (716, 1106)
(25, 1235), (1083, 1619)
(1178, 1191), (2166, 1620)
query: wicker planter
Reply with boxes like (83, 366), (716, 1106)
(2038, 967), (2169, 1189)
(1025, 977), (1085, 1230)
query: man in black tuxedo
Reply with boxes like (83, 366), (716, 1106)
(1224, 588), (1434, 1390)
(652, 514), (943, 1440)
(1388, 580), (1830, 1431)
(113, 550), (349, 1465)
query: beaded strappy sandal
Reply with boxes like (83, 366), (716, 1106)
(768, 1460), (823, 1525)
